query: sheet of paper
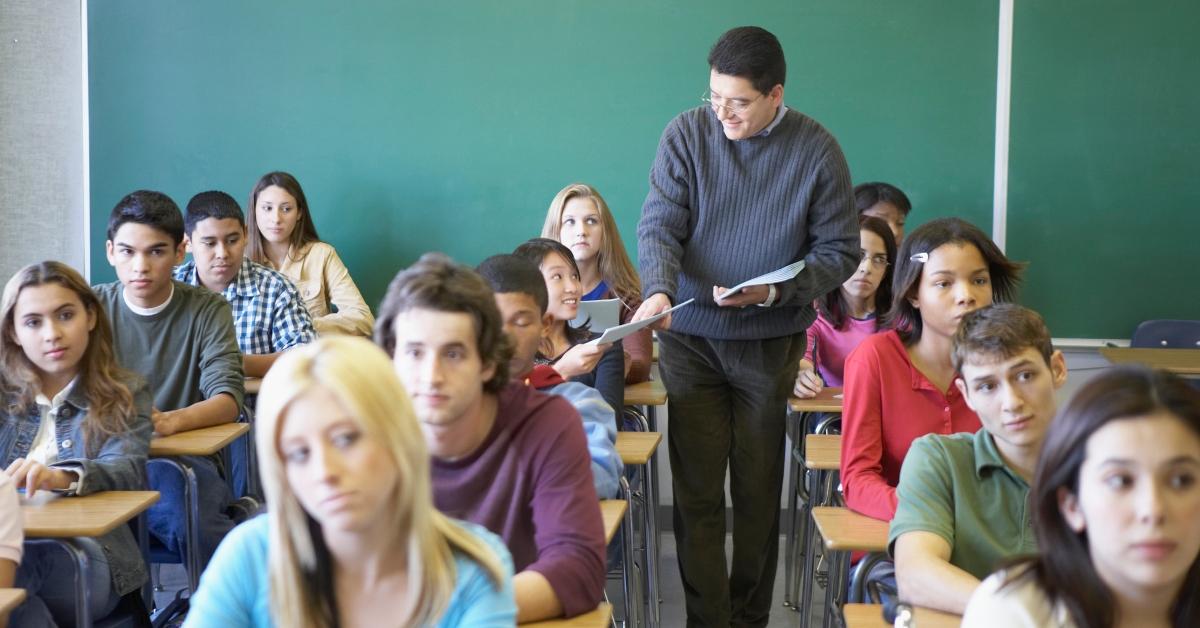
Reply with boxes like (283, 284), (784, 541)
(589, 298), (694, 345)
(716, 260), (806, 301)
(570, 298), (621, 331)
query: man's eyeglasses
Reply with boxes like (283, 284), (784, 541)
(701, 91), (762, 115)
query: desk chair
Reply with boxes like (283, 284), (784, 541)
(1131, 319), (1200, 348)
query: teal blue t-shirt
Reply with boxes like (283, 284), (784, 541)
(184, 515), (516, 627)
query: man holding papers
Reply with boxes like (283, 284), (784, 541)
(634, 26), (858, 627)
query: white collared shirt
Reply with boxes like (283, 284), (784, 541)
(30, 377), (80, 465)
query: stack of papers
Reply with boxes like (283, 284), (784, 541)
(589, 299), (694, 345)
(716, 260), (806, 301)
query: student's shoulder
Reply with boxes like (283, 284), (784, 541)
(965, 565), (1065, 628)
(246, 260), (301, 295)
(449, 519), (511, 570)
(218, 514), (270, 560)
(846, 329), (903, 364)
(498, 382), (581, 434)
(905, 432), (976, 477)
(92, 281), (122, 302)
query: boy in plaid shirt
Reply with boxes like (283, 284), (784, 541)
(175, 191), (316, 375)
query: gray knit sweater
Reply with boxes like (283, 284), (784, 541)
(638, 106), (859, 340)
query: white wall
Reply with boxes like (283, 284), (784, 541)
(0, 1), (88, 281)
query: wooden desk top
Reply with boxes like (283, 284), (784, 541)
(811, 506), (889, 552)
(789, 387), (844, 413)
(23, 491), (159, 538)
(0, 589), (25, 615)
(520, 603), (613, 627)
(843, 603), (961, 628)
(599, 500), (626, 545)
(150, 422), (250, 457)
(1099, 347), (1200, 375)
(805, 434), (842, 471)
(615, 431), (661, 465)
(652, 341), (658, 363)
(245, 377), (262, 394)
(624, 379), (667, 406)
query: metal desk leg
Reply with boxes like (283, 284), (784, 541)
(798, 463), (826, 628)
(823, 549), (850, 628)
(26, 538), (93, 628)
(644, 403), (663, 624)
(154, 458), (202, 593)
(618, 478), (642, 628)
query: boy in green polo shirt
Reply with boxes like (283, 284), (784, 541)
(889, 303), (1068, 614)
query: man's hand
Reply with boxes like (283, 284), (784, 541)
(713, 284), (771, 308)
(793, 359), (824, 398)
(553, 342), (613, 379)
(5, 458), (75, 498)
(631, 293), (673, 331)
(151, 407), (181, 437)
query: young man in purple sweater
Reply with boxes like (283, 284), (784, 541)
(374, 252), (605, 623)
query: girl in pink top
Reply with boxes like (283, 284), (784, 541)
(840, 218), (1024, 521)
(794, 217), (896, 396)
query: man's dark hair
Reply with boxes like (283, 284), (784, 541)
(374, 252), (512, 394)
(476, 254), (548, 315)
(854, 182), (913, 216)
(106, 190), (185, 246)
(184, 191), (245, 235)
(707, 26), (786, 95)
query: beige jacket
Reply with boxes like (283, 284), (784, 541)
(269, 242), (374, 337)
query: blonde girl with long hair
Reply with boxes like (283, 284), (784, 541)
(0, 261), (152, 625)
(542, 183), (652, 383)
(185, 337), (515, 627)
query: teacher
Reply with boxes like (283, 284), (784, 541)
(633, 26), (858, 627)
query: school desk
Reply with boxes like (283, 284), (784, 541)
(811, 507), (890, 628)
(23, 490), (159, 628)
(623, 379), (667, 625)
(1099, 347), (1200, 375)
(616, 431), (662, 628)
(0, 589), (25, 617)
(245, 377), (262, 394)
(785, 388), (843, 611)
(150, 422), (250, 592)
(520, 603), (613, 627)
(842, 603), (961, 628)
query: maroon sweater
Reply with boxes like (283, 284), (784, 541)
(431, 382), (606, 617)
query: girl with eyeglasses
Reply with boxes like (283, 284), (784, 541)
(793, 216), (897, 398)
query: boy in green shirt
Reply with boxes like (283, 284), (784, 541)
(889, 303), (1068, 614)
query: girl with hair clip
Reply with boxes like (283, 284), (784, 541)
(793, 216), (897, 399)
(513, 238), (624, 415)
(840, 217), (1024, 521)
(963, 366), (1200, 628)
(185, 336), (515, 628)
(0, 261), (152, 626)
(247, 171), (375, 337)
(541, 183), (651, 384)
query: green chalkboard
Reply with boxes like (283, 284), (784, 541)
(1007, 0), (1200, 339)
(88, 1), (998, 324)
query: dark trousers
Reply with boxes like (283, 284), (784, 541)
(659, 330), (806, 628)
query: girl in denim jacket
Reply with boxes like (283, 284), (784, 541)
(0, 261), (152, 626)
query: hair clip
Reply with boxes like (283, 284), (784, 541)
(909, 252), (929, 263)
